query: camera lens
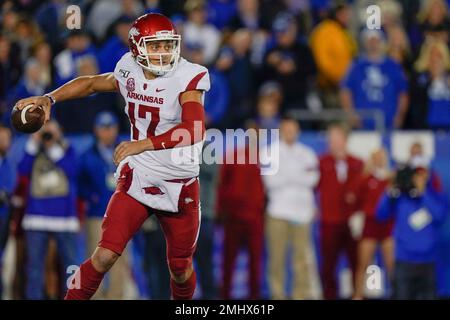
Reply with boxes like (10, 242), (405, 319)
(42, 131), (54, 141)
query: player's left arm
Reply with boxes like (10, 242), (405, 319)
(113, 90), (205, 165)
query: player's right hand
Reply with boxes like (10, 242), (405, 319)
(14, 96), (52, 122)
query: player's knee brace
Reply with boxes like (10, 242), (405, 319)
(168, 257), (192, 281)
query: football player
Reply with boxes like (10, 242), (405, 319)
(15, 13), (210, 300)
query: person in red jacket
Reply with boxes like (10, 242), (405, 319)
(216, 124), (266, 299)
(317, 122), (364, 299)
(352, 149), (394, 300)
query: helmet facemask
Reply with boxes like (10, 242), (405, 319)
(133, 32), (181, 76)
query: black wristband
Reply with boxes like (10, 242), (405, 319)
(43, 94), (56, 105)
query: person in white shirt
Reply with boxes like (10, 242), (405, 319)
(262, 116), (320, 299)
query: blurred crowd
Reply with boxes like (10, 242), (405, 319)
(1, 0), (450, 131)
(0, 0), (450, 300)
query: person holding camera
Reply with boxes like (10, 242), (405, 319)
(17, 120), (79, 299)
(376, 157), (448, 299)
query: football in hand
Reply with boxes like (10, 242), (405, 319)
(11, 104), (45, 133)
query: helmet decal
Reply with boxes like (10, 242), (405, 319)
(129, 27), (140, 37)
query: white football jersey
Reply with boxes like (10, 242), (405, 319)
(113, 52), (210, 180)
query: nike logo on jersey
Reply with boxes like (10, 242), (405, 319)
(156, 88), (165, 92)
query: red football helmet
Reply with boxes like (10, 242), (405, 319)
(128, 13), (181, 76)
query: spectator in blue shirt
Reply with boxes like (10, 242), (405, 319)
(144, 0), (162, 15)
(0, 125), (16, 266)
(340, 29), (409, 130)
(204, 68), (229, 128)
(377, 157), (448, 299)
(0, 35), (22, 123)
(34, 0), (68, 51)
(77, 112), (127, 299)
(78, 112), (118, 224)
(5, 59), (50, 128)
(53, 30), (97, 87)
(206, 0), (237, 30)
(215, 29), (257, 128)
(18, 121), (79, 299)
(262, 12), (317, 111)
(254, 81), (282, 130)
(98, 16), (134, 73)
